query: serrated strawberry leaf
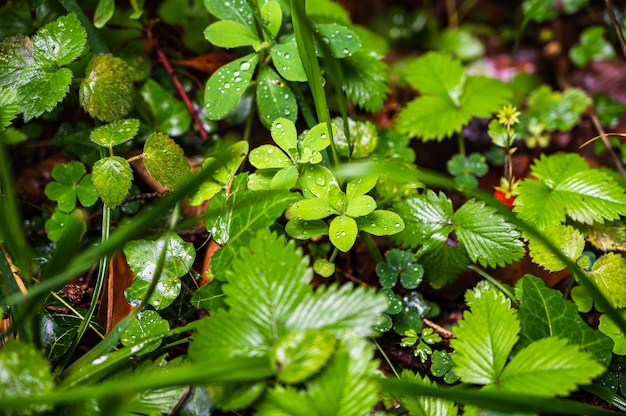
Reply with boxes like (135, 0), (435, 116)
(0, 88), (19, 131)
(256, 65), (297, 128)
(33, 13), (86, 66)
(588, 253), (626, 308)
(205, 53), (259, 120)
(90, 118), (140, 148)
(514, 153), (626, 228)
(340, 50), (390, 113)
(527, 224), (585, 271)
(92, 156), (133, 208)
(19, 68), (72, 121)
(515, 274), (613, 365)
(143, 132), (191, 191)
(124, 232), (195, 310)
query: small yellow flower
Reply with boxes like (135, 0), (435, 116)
(497, 104), (521, 127)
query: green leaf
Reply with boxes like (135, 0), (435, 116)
(527, 224), (585, 271)
(395, 52), (510, 141)
(438, 27), (484, 61)
(94, 0), (115, 28)
(333, 117), (379, 159)
(271, 330), (337, 383)
(261, 1), (282, 38)
(599, 311), (626, 355)
(92, 156), (133, 208)
(256, 65), (297, 128)
(205, 53), (259, 120)
(453, 199), (524, 268)
(249, 144), (292, 169)
(300, 164), (341, 200)
(271, 117), (298, 158)
(90, 118), (140, 148)
(270, 165), (299, 189)
(499, 337), (605, 396)
(340, 50), (390, 112)
(451, 288), (519, 385)
(346, 175), (378, 200)
(516, 274), (614, 365)
(121, 310), (170, 354)
(271, 40), (307, 82)
(329, 215), (358, 252)
(124, 232), (195, 310)
(80, 54), (134, 122)
(45, 210), (86, 242)
(514, 153), (626, 228)
(316, 23), (361, 58)
(20, 68), (73, 121)
(0, 339), (54, 414)
(45, 161), (97, 212)
(139, 78), (192, 136)
(285, 218), (329, 239)
(0, 88), (19, 131)
(289, 198), (338, 220)
(204, 0), (256, 33)
(301, 122), (332, 164)
(345, 195), (376, 217)
(392, 190), (453, 249)
(587, 253), (626, 308)
(143, 132), (191, 191)
(526, 86), (591, 132)
(34, 13), (86, 66)
(204, 20), (259, 48)
(313, 258), (335, 277)
(356, 209), (405, 236)
(569, 26), (615, 68)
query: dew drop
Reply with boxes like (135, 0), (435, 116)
(394, 223), (401, 228)
(275, 122), (282, 129)
(240, 61), (251, 71)
(315, 175), (326, 186)
(267, 148), (274, 153)
(282, 66), (287, 71)
(233, 71), (240, 77)
(283, 93), (289, 99)
(321, 133), (327, 139)
(370, 223), (376, 227)
(342, 48), (349, 55)
(284, 53), (290, 59)
(284, 109), (291, 115)
(340, 231), (346, 236)
(224, 82), (231, 89)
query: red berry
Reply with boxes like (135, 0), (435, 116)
(494, 190), (515, 208)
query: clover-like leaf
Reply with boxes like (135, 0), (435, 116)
(345, 194), (376, 217)
(205, 53), (259, 120)
(270, 165), (299, 190)
(346, 175), (378, 200)
(300, 164), (341, 200)
(121, 310), (170, 354)
(270, 40), (307, 82)
(143, 132), (191, 191)
(92, 156), (133, 209)
(256, 65), (297, 128)
(285, 218), (329, 240)
(80, 54), (134, 122)
(329, 215), (358, 252)
(90, 118), (140, 148)
(249, 144), (292, 169)
(124, 232), (195, 310)
(270, 117), (298, 158)
(204, 0), (256, 33)
(45, 161), (98, 212)
(599, 311), (626, 355)
(45, 209), (86, 242)
(204, 20), (259, 48)
(289, 198), (338, 220)
(139, 78), (191, 136)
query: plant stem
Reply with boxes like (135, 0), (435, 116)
(588, 109), (626, 180)
(58, 0), (110, 55)
(373, 339), (400, 379)
(605, 0), (626, 59)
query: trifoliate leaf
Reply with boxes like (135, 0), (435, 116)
(204, 0), (256, 33)
(271, 329), (337, 383)
(121, 310), (170, 354)
(329, 215), (358, 252)
(599, 311), (626, 355)
(514, 153), (626, 228)
(92, 156), (133, 208)
(516, 274), (613, 365)
(569, 26), (615, 68)
(499, 337), (605, 396)
(261, 1), (282, 38)
(271, 40), (307, 82)
(340, 50), (390, 112)
(400, 371), (459, 416)
(0, 339), (54, 414)
(139, 78), (192, 136)
(587, 253), (626, 308)
(143, 132), (191, 191)
(527, 224), (585, 271)
(45, 161), (98, 212)
(451, 288), (519, 385)
(124, 232), (195, 310)
(316, 23), (361, 58)
(256, 65), (297, 128)
(90, 118), (140, 148)
(395, 52), (510, 141)
(80, 54), (134, 122)
(205, 53), (258, 120)
(204, 20), (259, 48)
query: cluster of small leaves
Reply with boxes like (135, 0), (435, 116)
(446, 152), (488, 189)
(400, 327), (442, 362)
(395, 51), (511, 141)
(188, 229), (387, 414)
(569, 26), (615, 68)
(376, 290), (432, 335)
(392, 190), (524, 287)
(451, 279), (606, 397)
(376, 249), (423, 289)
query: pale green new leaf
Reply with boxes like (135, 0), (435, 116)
(451, 289), (519, 385)
(285, 218), (329, 239)
(205, 53), (259, 120)
(514, 153), (626, 228)
(256, 65), (297, 127)
(271, 117), (298, 158)
(301, 122), (332, 164)
(452, 199), (524, 268)
(204, 0), (256, 32)
(346, 175), (378, 200)
(588, 253), (626, 308)
(329, 215), (358, 252)
(249, 144), (292, 169)
(204, 20), (259, 48)
(356, 210), (404, 236)
(290, 198), (338, 220)
(92, 156), (132, 208)
(261, 1), (282, 38)
(515, 274), (613, 365)
(143, 132), (191, 190)
(124, 232), (195, 310)
(527, 224), (585, 271)
(345, 195), (376, 217)
(90, 118), (140, 148)
(400, 370), (458, 416)
(499, 337), (605, 396)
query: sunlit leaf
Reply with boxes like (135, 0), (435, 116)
(272, 330), (337, 383)
(261, 1), (282, 38)
(204, 20), (259, 48)
(588, 253), (626, 308)
(204, 0), (256, 32)
(527, 224), (585, 271)
(271, 40), (307, 82)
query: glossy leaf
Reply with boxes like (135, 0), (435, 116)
(333, 117), (379, 158)
(271, 117), (298, 158)
(143, 132), (191, 191)
(345, 194), (376, 217)
(528, 224), (585, 271)
(92, 156), (133, 209)
(401, 371), (459, 416)
(121, 310), (170, 354)
(289, 197), (338, 220)
(21, 68), (73, 121)
(90, 118), (140, 148)
(45, 210), (86, 242)
(346, 175), (378, 200)
(356, 210), (404, 236)
(340, 50), (390, 113)
(272, 330), (337, 383)
(270, 165), (299, 189)
(256, 65), (297, 128)
(0, 88), (19, 131)
(124, 232), (195, 310)
(599, 312), (626, 355)
(329, 215), (358, 252)
(301, 121), (332, 163)
(261, 1), (282, 38)
(204, 20), (259, 48)
(588, 253), (626, 308)
(316, 23), (361, 58)
(516, 274), (613, 365)
(94, 0), (115, 28)
(300, 164), (340, 200)
(271, 40), (307, 82)
(139, 78), (192, 136)
(249, 144), (292, 169)
(205, 53), (259, 120)
(80, 54), (134, 122)
(204, 0), (256, 32)
(45, 161), (98, 212)
(285, 218), (329, 239)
